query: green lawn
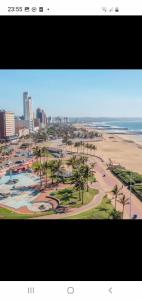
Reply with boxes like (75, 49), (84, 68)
(0, 207), (54, 219)
(0, 208), (31, 219)
(45, 151), (56, 158)
(67, 196), (114, 219)
(53, 187), (98, 208)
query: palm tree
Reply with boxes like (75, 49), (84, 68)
(55, 159), (63, 180)
(32, 161), (43, 186)
(41, 146), (48, 162)
(47, 160), (57, 184)
(71, 168), (86, 204)
(78, 156), (88, 165)
(74, 142), (80, 153)
(33, 146), (42, 163)
(42, 161), (49, 187)
(109, 209), (122, 219)
(90, 162), (96, 173)
(33, 147), (43, 180)
(81, 164), (93, 192)
(82, 141), (85, 154)
(111, 184), (123, 210)
(67, 155), (78, 170)
(118, 194), (130, 219)
(80, 141), (85, 154)
(67, 140), (73, 152)
(56, 160), (65, 183)
(80, 176), (86, 204)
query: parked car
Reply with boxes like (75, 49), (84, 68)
(15, 160), (24, 164)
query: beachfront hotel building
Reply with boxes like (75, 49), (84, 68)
(0, 110), (15, 139)
(23, 92), (34, 131)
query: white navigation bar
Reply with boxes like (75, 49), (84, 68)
(0, 281), (141, 300)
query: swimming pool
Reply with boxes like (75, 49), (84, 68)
(0, 172), (39, 186)
(0, 172), (41, 210)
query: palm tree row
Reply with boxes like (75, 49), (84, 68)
(67, 155), (95, 204)
(32, 159), (64, 187)
(73, 142), (97, 156)
(33, 146), (49, 161)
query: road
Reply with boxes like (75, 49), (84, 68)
(89, 156), (142, 219)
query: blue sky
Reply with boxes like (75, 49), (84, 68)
(0, 70), (142, 117)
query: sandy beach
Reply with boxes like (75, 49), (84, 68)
(91, 132), (142, 174)
(74, 124), (142, 174)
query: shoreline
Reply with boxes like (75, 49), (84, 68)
(80, 123), (142, 145)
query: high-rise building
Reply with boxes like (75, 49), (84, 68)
(23, 92), (34, 131)
(23, 91), (28, 120)
(36, 108), (42, 123)
(0, 110), (15, 139)
(36, 107), (47, 127)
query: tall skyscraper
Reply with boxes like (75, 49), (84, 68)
(0, 110), (15, 139)
(23, 91), (28, 119)
(23, 92), (33, 131)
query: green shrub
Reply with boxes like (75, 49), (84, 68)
(50, 192), (56, 196)
(112, 167), (142, 185)
(58, 188), (73, 195)
(60, 193), (71, 201)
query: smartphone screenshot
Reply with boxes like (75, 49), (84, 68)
(0, 2), (141, 296)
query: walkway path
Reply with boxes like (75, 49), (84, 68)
(33, 181), (105, 219)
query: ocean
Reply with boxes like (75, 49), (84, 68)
(87, 119), (142, 135)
